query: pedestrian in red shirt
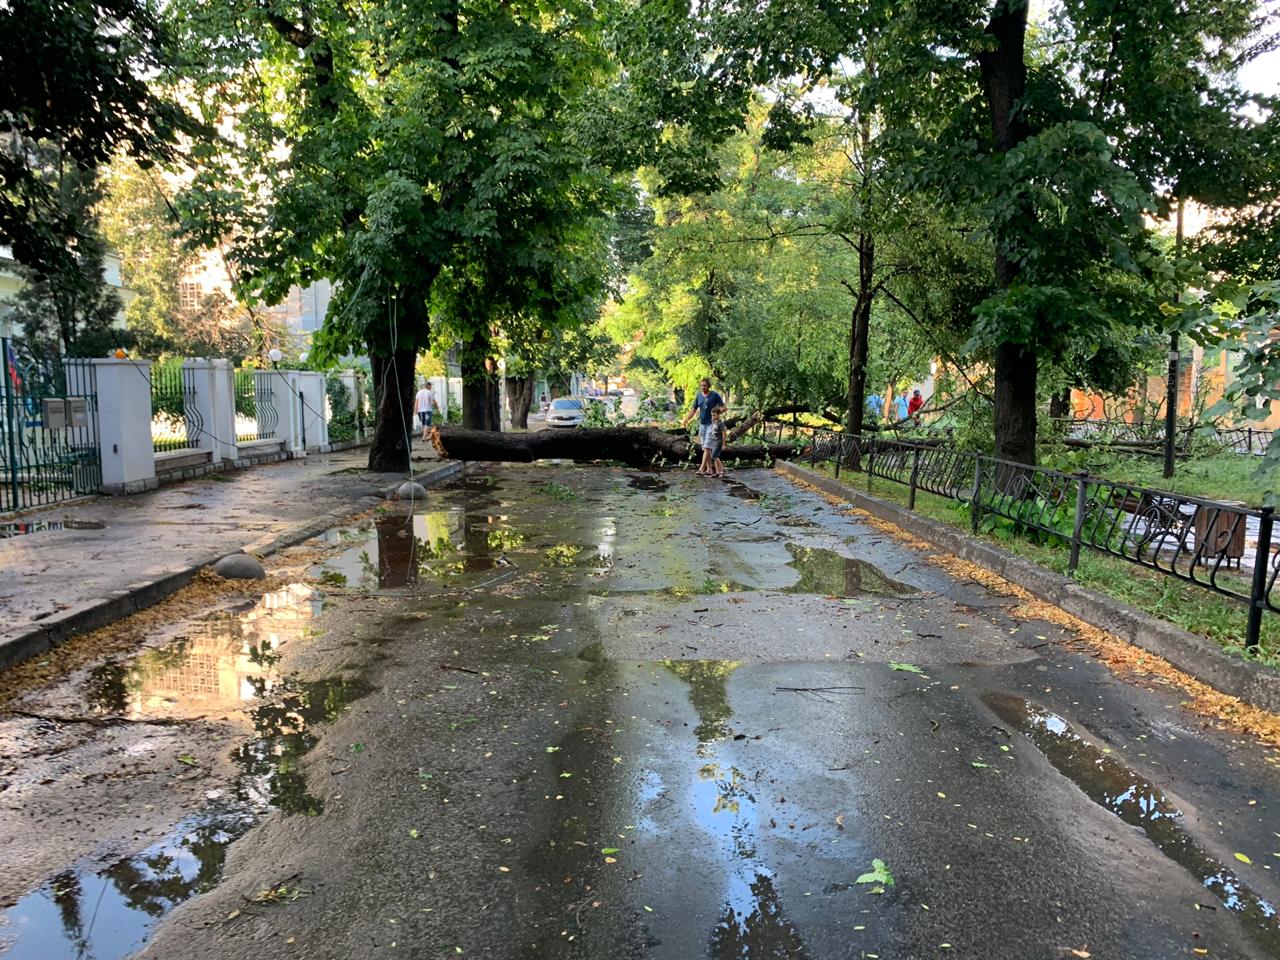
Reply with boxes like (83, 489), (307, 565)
(907, 389), (924, 424)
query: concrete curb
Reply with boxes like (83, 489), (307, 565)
(0, 460), (466, 671)
(776, 460), (1280, 714)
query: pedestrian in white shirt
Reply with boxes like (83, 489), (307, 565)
(414, 382), (439, 440)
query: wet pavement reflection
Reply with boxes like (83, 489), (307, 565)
(6, 465), (1280, 960)
(0, 582), (368, 959)
(987, 694), (1280, 954)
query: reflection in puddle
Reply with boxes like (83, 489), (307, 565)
(314, 512), (526, 590)
(232, 674), (372, 815)
(986, 694), (1280, 953)
(712, 869), (810, 960)
(0, 805), (252, 960)
(662, 659), (739, 747)
(783, 544), (913, 597)
(84, 583), (319, 719)
(663, 660), (811, 957)
(1, 583), (368, 960)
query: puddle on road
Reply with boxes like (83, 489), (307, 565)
(232, 673), (372, 815)
(782, 544), (914, 597)
(627, 474), (671, 492)
(0, 804), (252, 960)
(664, 660), (813, 958)
(1, 583), (371, 960)
(986, 694), (1280, 953)
(519, 656), (817, 958)
(81, 583), (320, 719)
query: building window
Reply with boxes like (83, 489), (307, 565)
(179, 281), (203, 311)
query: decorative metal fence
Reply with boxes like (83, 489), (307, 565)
(1, 338), (102, 512)
(767, 420), (1278, 649)
(1049, 416), (1272, 457)
(235, 369), (278, 443)
(150, 362), (201, 453)
(1215, 426), (1273, 457)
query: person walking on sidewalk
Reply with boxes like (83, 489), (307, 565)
(680, 377), (723, 475)
(415, 381), (440, 441)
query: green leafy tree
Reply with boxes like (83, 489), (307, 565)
(7, 152), (123, 356)
(0, 0), (187, 273)
(169, 0), (621, 470)
(605, 0), (1278, 464)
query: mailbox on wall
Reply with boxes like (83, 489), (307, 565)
(38, 397), (89, 430)
(41, 398), (67, 429)
(67, 397), (89, 429)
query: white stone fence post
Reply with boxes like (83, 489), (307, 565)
(92, 357), (158, 494)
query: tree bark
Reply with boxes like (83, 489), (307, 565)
(431, 426), (799, 468)
(506, 376), (535, 429)
(367, 347), (416, 472)
(978, 0), (1037, 465)
(845, 232), (874, 437)
(461, 329), (497, 430)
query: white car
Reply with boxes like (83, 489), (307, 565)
(545, 397), (587, 428)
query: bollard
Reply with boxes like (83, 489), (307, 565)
(867, 443), (875, 492)
(1246, 505), (1274, 651)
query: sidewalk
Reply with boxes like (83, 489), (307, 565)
(0, 443), (461, 668)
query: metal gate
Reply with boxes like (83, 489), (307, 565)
(1, 337), (102, 513)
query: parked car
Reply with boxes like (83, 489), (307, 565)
(546, 396), (587, 428)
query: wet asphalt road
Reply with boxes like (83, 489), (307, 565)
(3, 464), (1280, 960)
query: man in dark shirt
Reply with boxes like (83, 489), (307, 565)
(680, 378), (724, 469)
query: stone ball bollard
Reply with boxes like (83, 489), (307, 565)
(212, 552), (266, 580)
(395, 481), (428, 501)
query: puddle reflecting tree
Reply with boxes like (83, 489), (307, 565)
(784, 545), (912, 598)
(661, 660), (741, 747)
(232, 677), (370, 816)
(710, 872), (811, 960)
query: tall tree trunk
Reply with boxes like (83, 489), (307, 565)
(367, 347), (416, 472)
(845, 233), (874, 437)
(485, 357), (501, 430)
(461, 329), (497, 430)
(507, 375), (535, 429)
(978, 0), (1036, 465)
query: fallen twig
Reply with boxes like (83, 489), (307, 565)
(440, 663), (482, 675)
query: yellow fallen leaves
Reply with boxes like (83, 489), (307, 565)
(1234, 852), (1253, 865)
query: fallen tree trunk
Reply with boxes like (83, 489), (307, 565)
(431, 426), (800, 468)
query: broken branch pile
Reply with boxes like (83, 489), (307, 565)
(430, 426), (801, 468)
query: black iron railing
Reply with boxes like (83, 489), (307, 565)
(150, 362), (201, 453)
(235, 369), (277, 443)
(1048, 417), (1272, 457)
(1, 339), (101, 512)
(766, 420), (1278, 649)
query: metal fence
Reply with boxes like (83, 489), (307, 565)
(150, 363), (201, 453)
(1050, 416), (1273, 457)
(767, 420), (1278, 649)
(1, 338), (102, 512)
(235, 369), (278, 443)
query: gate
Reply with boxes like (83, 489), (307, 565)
(1, 337), (102, 513)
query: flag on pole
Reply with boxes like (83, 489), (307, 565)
(5, 342), (22, 392)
